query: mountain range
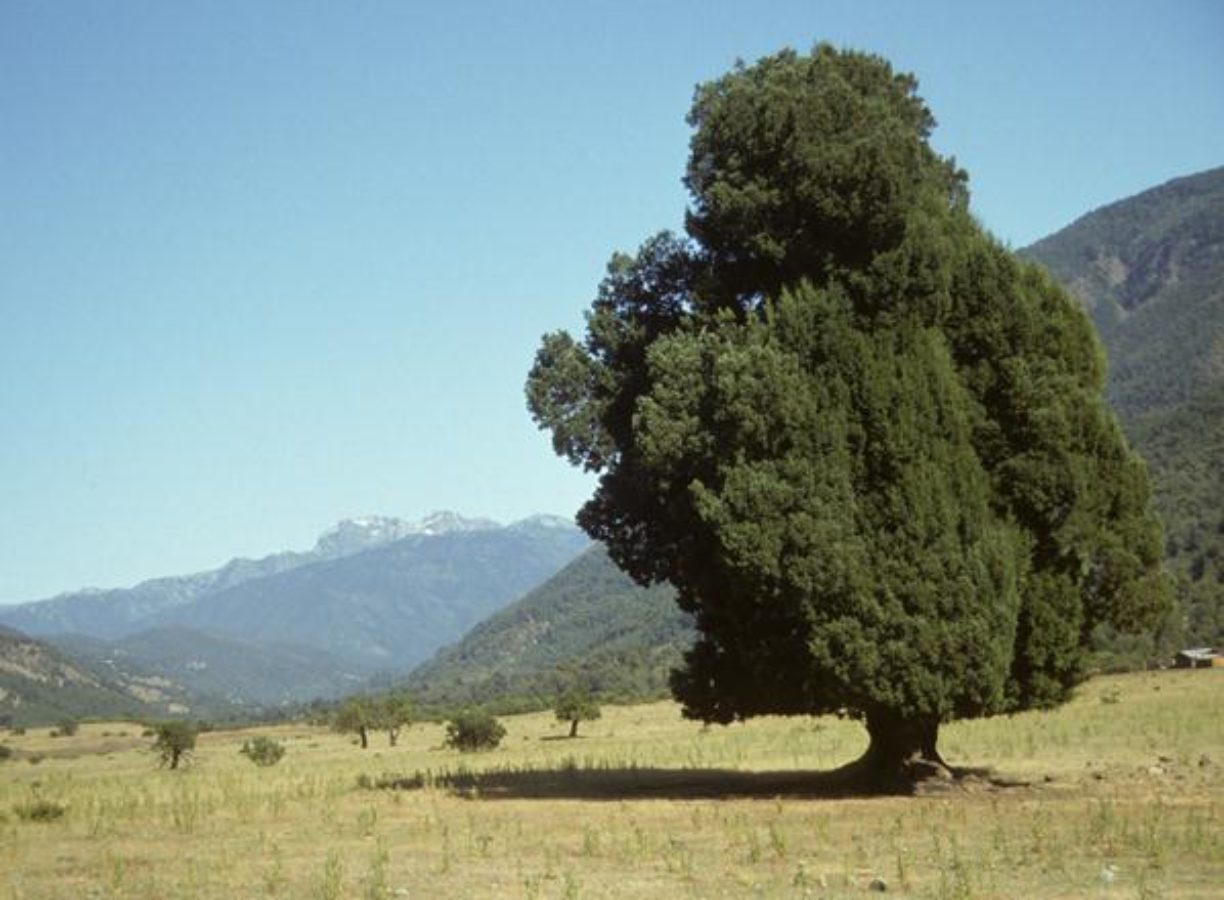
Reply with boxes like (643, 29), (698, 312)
(0, 511), (508, 638)
(0, 513), (588, 721)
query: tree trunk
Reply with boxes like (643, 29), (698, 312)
(358, 726), (369, 749)
(857, 710), (950, 792)
(569, 718), (579, 738)
(388, 727), (399, 747)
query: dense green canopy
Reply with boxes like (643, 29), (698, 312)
(527, 45), (1169, 780)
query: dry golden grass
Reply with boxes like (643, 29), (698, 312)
(1, 669), (1221, 898)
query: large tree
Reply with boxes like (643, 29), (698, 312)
(526, 45), (1169, 789)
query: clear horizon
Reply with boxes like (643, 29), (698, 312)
(3, 0), (1222, 603)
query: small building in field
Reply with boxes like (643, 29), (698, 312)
(1174, 647), (1224, 669)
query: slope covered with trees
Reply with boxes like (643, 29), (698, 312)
(1024, 166), (1224, 650)
(404, 546), (691, 711)
(1023, 167), (1224, 416)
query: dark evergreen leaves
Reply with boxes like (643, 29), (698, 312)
(526, 45), (1170, 738)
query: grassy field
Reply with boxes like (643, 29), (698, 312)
(1, 669), (1221, 898)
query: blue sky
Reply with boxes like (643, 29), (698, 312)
(2, 1), (1221, 602)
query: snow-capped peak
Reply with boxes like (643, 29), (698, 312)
(412, 511), (500, 536)
(510, 513), (578, 531)
(313, 512), (501, 557)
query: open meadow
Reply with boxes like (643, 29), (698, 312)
(1, 669), (1221, 898)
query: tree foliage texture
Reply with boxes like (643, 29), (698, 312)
(526, 45), (1170, 785)
(239, 735), (286, 767)
(445, 709), (507, 752)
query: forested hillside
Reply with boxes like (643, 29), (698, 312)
(1024, 166), (1224, 649)
(404, 546), (692, 711)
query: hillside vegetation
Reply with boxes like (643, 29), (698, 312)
(1024, 167), (1223, 415)
(1024, 166), (1224, 650)
(1130, 390), (1224, 643)
(404, 546), (692, 712)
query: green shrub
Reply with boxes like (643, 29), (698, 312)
(14, 799), (66, 822)
(55, 719), (79, 737)
(445, 709), (506, 752)
(239, 736), (286, 767)
(0, 744), (13, 761)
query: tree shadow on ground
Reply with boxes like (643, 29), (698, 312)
(377, 762), (1019, 801)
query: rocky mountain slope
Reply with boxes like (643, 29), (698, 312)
(146, 516), (590, 670)
(0, 512), (504, 639)
(0, 625), (190, 726)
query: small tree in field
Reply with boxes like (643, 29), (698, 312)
(554, 689), (601, 738)
(374, 693), (414, 747)
(333, 697), (375, 749)
(152, 721), (197, 770)
(444, 710), (506, 752)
